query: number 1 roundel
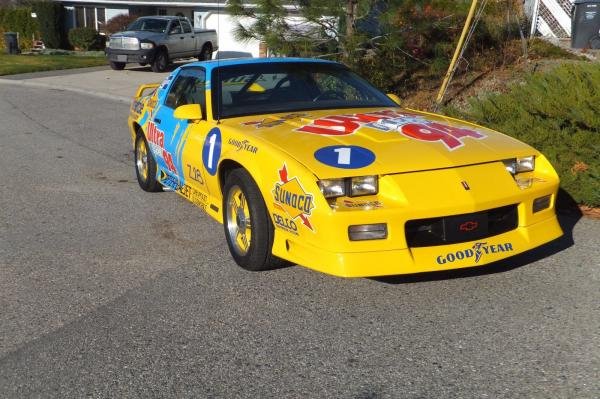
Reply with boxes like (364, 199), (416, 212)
(202, 127), (221, 176)
(314, 145), (376, 169)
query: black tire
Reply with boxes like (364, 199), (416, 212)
(223, 169), (285, 271)
(151, 49), (169, 73)
(134, 134), (162, 192)
(109, 61), (126, 70)
(198, 43), (213, 61)
(138, 62), (147, 66)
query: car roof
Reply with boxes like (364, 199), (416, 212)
(182, 57), (343, 74)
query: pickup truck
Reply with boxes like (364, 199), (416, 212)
(106, 16), (218, 72)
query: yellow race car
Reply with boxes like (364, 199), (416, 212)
(128, 58), (562, 277)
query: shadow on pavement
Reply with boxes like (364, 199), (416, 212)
(371, 189), (582, 285)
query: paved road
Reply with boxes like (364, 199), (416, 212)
(0, 83), (599, 398)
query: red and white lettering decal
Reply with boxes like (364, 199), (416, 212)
(401, 123), (485, 150)
(163, 150), (177, 173)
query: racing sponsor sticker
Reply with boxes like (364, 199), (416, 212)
(202, 128), (222, 176)
(436, 242), (514, 265)
(298, 110), (486, 151)
(147, 122), (177, 174)
(272, 164), (315, 232)
(228, 138), (258, 154)
(314, 145), (376, 169)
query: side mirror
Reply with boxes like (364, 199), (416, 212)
(387, 93), (402, 106)
(174, 104), (203, 120)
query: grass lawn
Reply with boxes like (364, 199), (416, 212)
(0, 53), (107, 76)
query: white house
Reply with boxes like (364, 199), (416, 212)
(54, 0), (298, 57)
(525, 0), (575, 38)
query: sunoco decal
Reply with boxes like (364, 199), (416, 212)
(298, 110), (486, 151)
(436, 242), (514, 265)
(272, 164), (315, 232)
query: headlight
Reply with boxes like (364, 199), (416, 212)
(140, 42), (154, 49)
(318, 176), (378, 199)
(503, 156), (535, 175)
(351, 176), (378, 196)
(318, 178), (345, 198)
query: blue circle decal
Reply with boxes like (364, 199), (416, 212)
(202, 127), (222, 176)
(314, 146), (376, 169)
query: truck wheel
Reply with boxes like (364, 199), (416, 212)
(109, 61), (126, 70)
(198, 43), (213, 61)
(151, 49), (169, 73)
(223, 169), (285, 271)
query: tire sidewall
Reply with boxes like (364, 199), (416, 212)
(134, 135), (161, 192)
(223, 169), (273, 271)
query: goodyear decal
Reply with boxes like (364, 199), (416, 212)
(272, 164), (315, 232)
(436, 242), (514, 265)
(298, 110), (486, 151)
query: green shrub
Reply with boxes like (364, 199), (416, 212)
(31, 1), (67, 49)
(0, 6), (39, 50)
(68, 26), (102, 50)
(446, 63), (600, 207)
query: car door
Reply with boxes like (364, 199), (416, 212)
(151, 67), (209, 195)
(180, 19), (196, 57)
(166, 20), (185, 57)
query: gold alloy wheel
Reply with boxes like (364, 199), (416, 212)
(136, 138), (149, 182)
(226, 185), (252, 256)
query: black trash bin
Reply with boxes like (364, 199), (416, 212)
(4, 32), (19, 55)
(571, 0), (600, 49)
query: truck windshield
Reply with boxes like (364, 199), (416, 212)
(127, 18), (169, 33)
(212, 62), (396, 119)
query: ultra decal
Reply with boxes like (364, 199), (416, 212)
(147, 121), (177, 173)
(298, 110), (486, 150)
(436, 242), (514, 265)
(272, 164), (315, 232)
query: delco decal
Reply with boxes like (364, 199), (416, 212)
(436, 242), (514, 265)
(228, 138), (258, 154)
(272, 164), (315, 231)
(272, 213), (299, 235)
(298, 110), (486, 151)
(147, 122), (176, 173)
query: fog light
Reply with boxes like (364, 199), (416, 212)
(348, 223), (387, 241)
(533, 195), (551, 213)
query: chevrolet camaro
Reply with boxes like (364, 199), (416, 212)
(127, 58), (562, 277)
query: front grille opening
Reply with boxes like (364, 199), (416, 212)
(405, 204), (518, 247)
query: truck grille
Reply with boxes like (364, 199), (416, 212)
(405, 204), (518, 247)
(109, 37), (139, 50)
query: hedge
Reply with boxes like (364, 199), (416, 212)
(31, 1), (66, 49)
(0, 6), (39, 50)
(446, 62), (600, 207)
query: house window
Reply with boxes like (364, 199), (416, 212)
(158, 9), (167, 16)
(97, 8), (106, 33)
(75, 6), (84, 28)
(85, 7), (95, 29)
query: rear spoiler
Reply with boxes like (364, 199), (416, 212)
(134, 83), (160, 99)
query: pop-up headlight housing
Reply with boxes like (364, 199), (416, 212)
(318, 176), (378, 199)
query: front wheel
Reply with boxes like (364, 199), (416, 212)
(151, 49), (168, 73)
(223, 169), (284, 271)
(109, 61), (126, 70)
(134, 134), (162, 192)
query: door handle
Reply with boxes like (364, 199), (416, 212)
(154, 118), (161, 124)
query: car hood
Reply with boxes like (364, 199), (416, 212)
(224, 107), (537, 179)
(110, 30), (162, 41)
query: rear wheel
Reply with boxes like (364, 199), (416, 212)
(134, 134), (162, 192)
(198, 43), (213, 61)
(223, 169), (284, 271)
(109, 61), (126, 70)
(151, 49), (168, 73)
(138, 62), (147, 66)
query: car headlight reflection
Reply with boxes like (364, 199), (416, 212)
(318, 176), (378, 199)
(503, 156), (535, 175)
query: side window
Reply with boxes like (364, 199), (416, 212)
(169, 20), (182, 35)
(181, 20), (192, 34)
(165, 67), (206, 116)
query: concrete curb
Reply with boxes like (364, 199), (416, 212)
(0, 78), (131, 104)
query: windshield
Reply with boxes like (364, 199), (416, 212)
(127, 18), (169, 33)
(212, 62), (397, 119)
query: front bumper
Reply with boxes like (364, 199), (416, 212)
(270, 158), (563, 277)
(106, 48), (157, 64)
